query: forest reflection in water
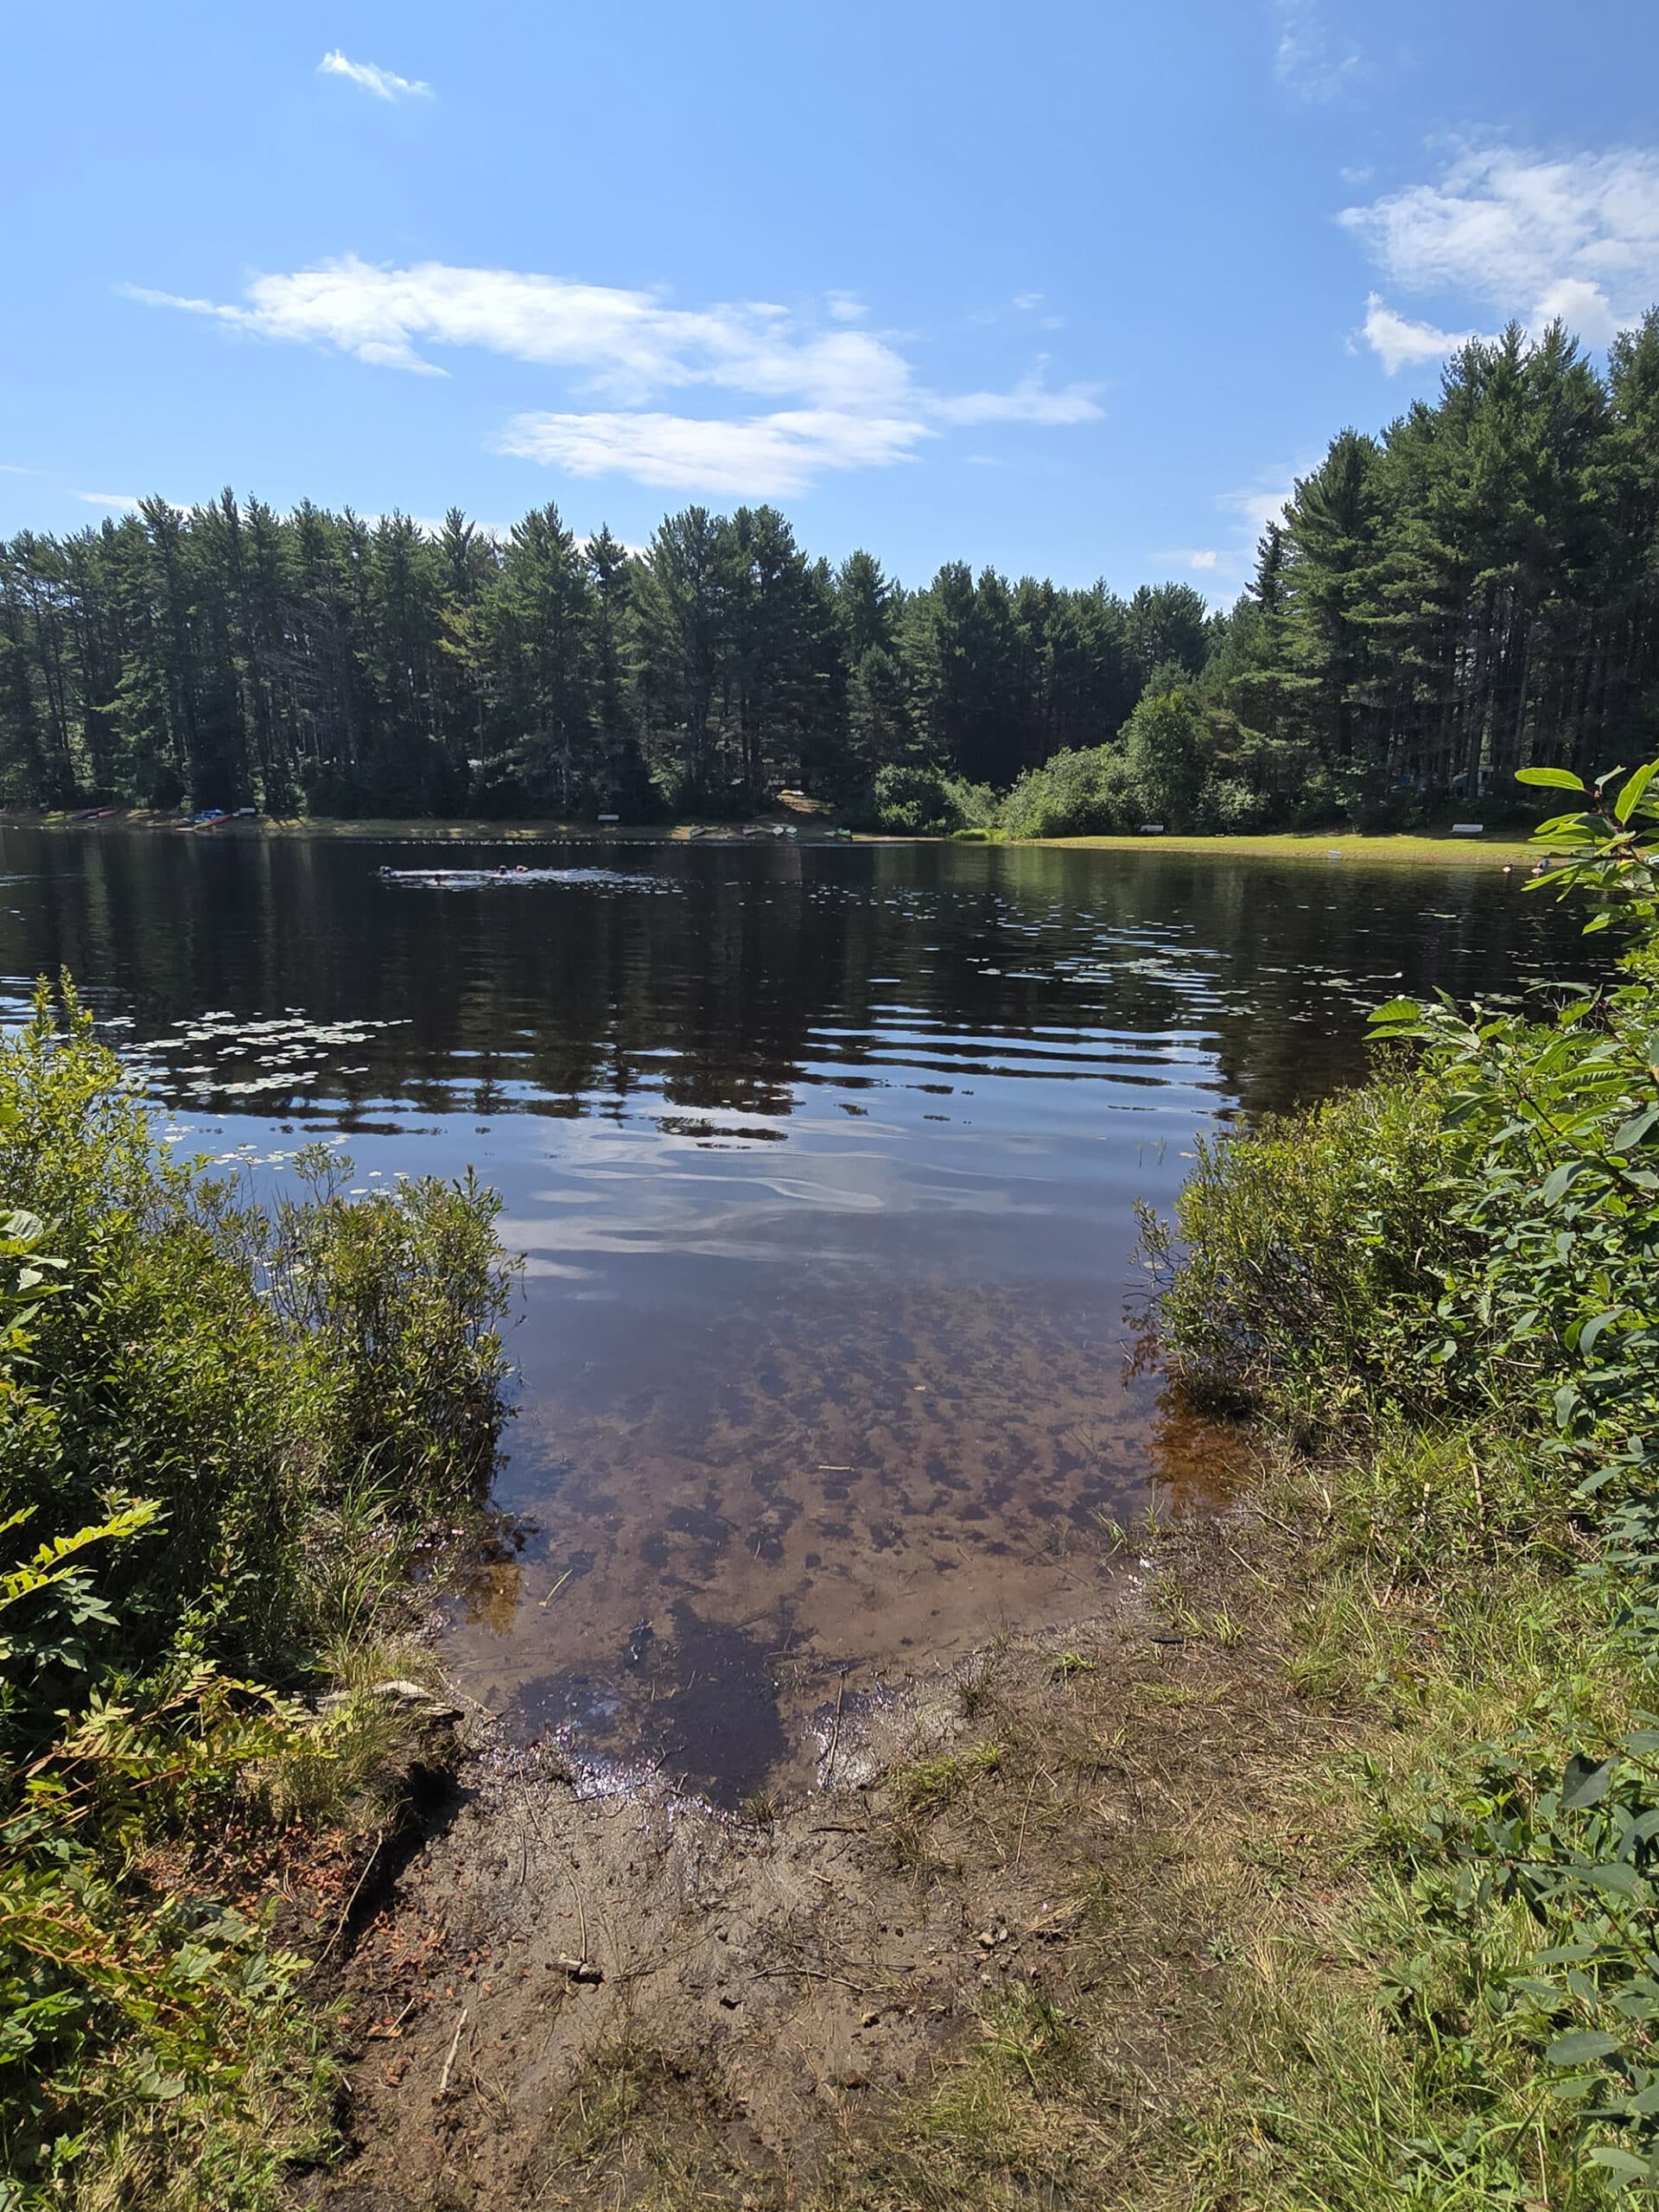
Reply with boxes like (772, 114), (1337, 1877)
(0, 827), (1601, 1800)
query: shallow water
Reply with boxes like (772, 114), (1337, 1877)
(0, 827), (1599, 1801)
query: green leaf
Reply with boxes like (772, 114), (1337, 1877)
(1589, 2146), (1653, 2185)
(1615, 760), (1659, 823)
(1583, 1863), (1643, 1897)
(1563, 1753), (1616, 1808)
(1519, 766), (1589, 791)
(1613, 1108), (1659, 1153)
(1541, 1160), (1586, 1205)
(1579, 1312), (1624, 1357)
(1550, 2029), (1624, 2064)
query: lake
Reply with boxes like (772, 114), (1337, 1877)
(0, 827), (1596, 1802)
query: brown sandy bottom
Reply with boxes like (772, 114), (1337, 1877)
(438, 1282), (1243, 1810)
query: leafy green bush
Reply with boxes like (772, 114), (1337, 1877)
(1196, 772), (1270, 831)
(1142, 1078), (1461, 1433)
(1147, 756), (1659, 2196)
(0, 985), (510, 1700)
(996, 744), (1138, 839)
(0, 981), (512, 2204)
(870, 763), (994, 835)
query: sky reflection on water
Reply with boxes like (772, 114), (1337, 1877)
(0, 828), (1602, 1799)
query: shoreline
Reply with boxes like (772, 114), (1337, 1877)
(8, 810), (1541, 866)
(308, 1513), (1300, 2209)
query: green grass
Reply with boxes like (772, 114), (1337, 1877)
(1033, 827), (1542, 863)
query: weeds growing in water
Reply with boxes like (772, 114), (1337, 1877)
(0, 980), (512, 2206)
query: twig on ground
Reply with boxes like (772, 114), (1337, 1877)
(437, 2005), (467, 2097)
(326, 1826), (385, 1953)
(1013, 1774), (1041, 1872)
(824, 1668), (848, 1784)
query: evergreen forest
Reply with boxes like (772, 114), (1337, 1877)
(5, 313), (1659, 831)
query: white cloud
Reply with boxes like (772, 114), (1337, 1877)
(318, 50), (432, 102)
(496, 410), (931, 499)
(1343, 143), (1659, 365)
(1357, 292), (1485, 374)
(1158, 465), (1323, 610)
(931, 371), (1102, 428)
(1162, 469), (1300, 605)
(1219, 470), (1299, 546)
(128, 255), (1103, 496)
(125, 257), (913, 402)
(1273, 0), (1359, 102)
(825, 292), (868, 323)
(74, 491), (143, 509)
(1013, 291), (1045, 311)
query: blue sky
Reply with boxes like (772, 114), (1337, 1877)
(4, 1), (1659, 604)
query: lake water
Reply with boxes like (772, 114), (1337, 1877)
(0, 827), (1597, 1802)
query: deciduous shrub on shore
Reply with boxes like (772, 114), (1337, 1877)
(0, 983), (512, 2208)
(1141, 759), (1659, 2201)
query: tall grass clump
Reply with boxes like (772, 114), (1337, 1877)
(1141, 758), (1659, 2201)
(0, 980), (512, 2207)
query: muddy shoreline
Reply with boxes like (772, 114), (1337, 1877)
(298, 1571), (1166, 2209)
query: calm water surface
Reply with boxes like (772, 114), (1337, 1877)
(0, 827), (1598, 1800)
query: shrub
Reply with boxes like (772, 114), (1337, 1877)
(1196, 772), (1269, 831)
(1141, 1077), (1461, 1433)
(1145, 756), (1659, 2199)
(870, 764), (994, 835)
(0, 981), (513, 2202)
(995, 745), (1138, 839)
(0, 987), (512, 1695)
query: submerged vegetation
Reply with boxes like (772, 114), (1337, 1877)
(0, 985), (512, 2206)
(6, 315), (1659, 832)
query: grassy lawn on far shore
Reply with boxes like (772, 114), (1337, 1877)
(1032, 827), (1541, 864)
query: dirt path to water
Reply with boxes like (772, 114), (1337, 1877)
(296, 1503), (1345, 2212)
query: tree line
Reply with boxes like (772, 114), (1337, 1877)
(0, 496), (1208, 820)
(3, 309), (1657, 829)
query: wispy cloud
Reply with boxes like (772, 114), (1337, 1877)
(1344, 143), (1659, 368)
(1219, 469), (1299, 547)
(74, 491), (143, 509)
(1155, 546), (1227, 582)
(317, 50), (432, 103)
(1166, 469), (1300, 605)
(1273, 0), (1359, 103)
(126, 257), (1103, 496)
(1357, 293), (1485, 374)
(932, 370), (1101, 428)
(496, 410), (928, 499)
